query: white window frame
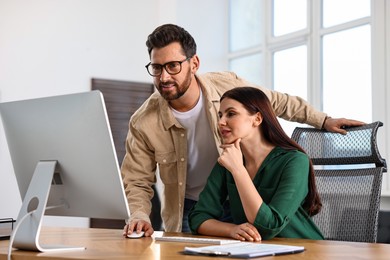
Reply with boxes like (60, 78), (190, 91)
(228, 0), (390, 196)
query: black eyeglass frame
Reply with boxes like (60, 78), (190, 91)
(145, 57), (191, 77)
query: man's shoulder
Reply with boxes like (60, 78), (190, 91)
(130, 92), (161, 124)
(198, 71), (240, 82)
(197, 71), (248, 97)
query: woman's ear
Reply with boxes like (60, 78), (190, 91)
(253, 112), (263, 127)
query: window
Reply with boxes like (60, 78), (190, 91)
(228, 0), (389, 195)
(229, 0), (373, 134)
(273, 0), (307, 36)
(229, 0), (264, 86)
(322, 25), (371, 121)
(322, 0), (370, 28)
(273, 45), (308, 111)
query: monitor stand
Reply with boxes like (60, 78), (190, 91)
(11, 161), (85, 252)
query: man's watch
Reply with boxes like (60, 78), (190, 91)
(322, 116), (331, 130)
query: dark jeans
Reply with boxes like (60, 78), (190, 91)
(182, 198), (233, 233)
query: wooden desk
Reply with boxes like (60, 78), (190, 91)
(1, 227), (390, 259)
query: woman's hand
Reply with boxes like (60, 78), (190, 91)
(229, 222), (261, 242)
(218, 138), (244, 174)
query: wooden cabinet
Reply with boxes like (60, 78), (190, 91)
(90, 78), (161, 230)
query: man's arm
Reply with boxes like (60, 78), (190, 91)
(256, 87), (365, 133)
(322, 116), (365, 134)
(225, 72), (366, 133)
(121, 120), (157, 232)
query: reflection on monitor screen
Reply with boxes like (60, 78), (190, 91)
(0, 91), (130, 252)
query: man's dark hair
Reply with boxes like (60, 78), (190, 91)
(146, 24), (197, 58)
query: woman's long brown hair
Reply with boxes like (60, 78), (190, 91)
(221, 87), (322, 216)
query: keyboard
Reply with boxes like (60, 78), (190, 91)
(154, 236), (241, 245)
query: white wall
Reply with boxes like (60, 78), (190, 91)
(0, 0), (228, 224)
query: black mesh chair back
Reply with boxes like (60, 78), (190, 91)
(291, 121), (386, 243)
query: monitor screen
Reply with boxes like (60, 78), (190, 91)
(0, 90), (130, 251)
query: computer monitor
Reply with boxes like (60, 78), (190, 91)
(0, 90), (130, 252)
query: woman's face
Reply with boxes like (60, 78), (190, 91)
(218, 98), (260, 144)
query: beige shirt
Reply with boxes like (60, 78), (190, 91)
(121, 71), (327, 232)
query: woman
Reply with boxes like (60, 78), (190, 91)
(188, 87), (323, 241)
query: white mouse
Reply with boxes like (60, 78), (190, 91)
(127, 231), (145, 239)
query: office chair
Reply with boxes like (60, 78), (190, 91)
(291, 121), (387, 243)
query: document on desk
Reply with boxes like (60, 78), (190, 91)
(184, 242), (305, 258)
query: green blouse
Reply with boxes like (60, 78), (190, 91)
(189, 146), (324, 240)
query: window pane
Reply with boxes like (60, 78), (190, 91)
(273, 45), (307, 136)
(229, 0), (262, 51)
(323, 25), (371, 122)
(273, 0), (307, 36)
(230, 53), (263, 86)
(323, 0), (370, 28)
(274, 46), (307, 99)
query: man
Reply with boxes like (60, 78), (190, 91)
(122, 24), (364, 237)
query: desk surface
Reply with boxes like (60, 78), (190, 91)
(1, 227), (390, 259)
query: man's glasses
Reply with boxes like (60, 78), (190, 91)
(145, 57), (191, 77)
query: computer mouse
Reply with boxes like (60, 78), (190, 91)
(126, 231), (145, 239)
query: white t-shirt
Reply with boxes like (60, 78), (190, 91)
(171, 89), (220, 201)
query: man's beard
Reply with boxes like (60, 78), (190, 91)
(156, 68), (192, 101)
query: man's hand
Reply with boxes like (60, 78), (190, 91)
(123, 219), (154, 237)
(323, 117), (365, 135)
